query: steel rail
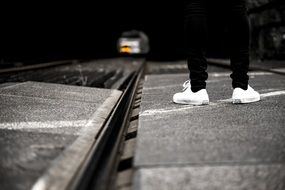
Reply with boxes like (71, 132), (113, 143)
(0, 60), (78, 74)
(67, 60), (145, 190)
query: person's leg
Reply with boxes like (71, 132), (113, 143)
(173, 0), (209, 105)
(184, 0), (208, 92)
(228, 0), (250, 90)
(228, 0), (260, 103)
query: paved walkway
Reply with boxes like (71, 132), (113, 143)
(133, 71), (285, 190)
(0, 82), (121, 190)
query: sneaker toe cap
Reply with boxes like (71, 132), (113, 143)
(173, 93), (181, 102)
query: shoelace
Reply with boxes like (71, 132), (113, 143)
(182, 80), (190, 91)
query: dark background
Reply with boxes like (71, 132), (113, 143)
(2, 2), (185, 63)
(2, 1), (285, 63)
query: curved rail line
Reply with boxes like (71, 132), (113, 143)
(71, 61), (145, 190)
(0, 60), (76, 74)
(28, 59), (145, 190)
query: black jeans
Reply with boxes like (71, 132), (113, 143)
(184, 0), (250, 92)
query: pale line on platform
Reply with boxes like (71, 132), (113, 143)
(258, 88), (285, 93)
(209, 72), (273, 77)
(144, 84), (180, 90)
(270, 67), (285, 73)
(140, 103), (218, 116)
(260, 90), (285, 98)
(141, 90), (285, 116)
(218, 90), (285, 103)
(0, 120), (87, 130)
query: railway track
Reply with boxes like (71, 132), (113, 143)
(3, 58), (281, 190)
(0, 58), (142, 90)
(0, 58), (145, 190)
(70, 62), (144, 190)
(1, 58), (227, 190)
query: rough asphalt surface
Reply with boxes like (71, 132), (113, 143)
(0, 59), (284, 190)
(133, 66), (285, 190)
(0, 82), (120, 190)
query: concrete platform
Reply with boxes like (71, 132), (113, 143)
(0, 82), (121, 190)
(133, 72), (285, 190)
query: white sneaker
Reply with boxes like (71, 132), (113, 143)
(232, 85), (260, 104)
(173, 80), (209, 105)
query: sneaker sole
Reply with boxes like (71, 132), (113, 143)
(173, 100), (209, 106)
(232, 97), (261, 104)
